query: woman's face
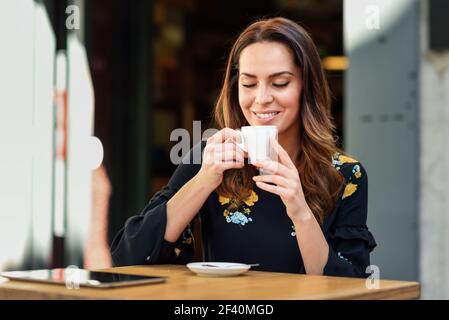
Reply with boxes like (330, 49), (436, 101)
(238, 41), (302, 137)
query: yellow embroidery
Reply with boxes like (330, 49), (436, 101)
(218, 191), (258, 207)
(339, 155), (358, 164)
(219, 195), (230, 205)
(354, 171), (362, 179)
(181, 225), (193, 245)
(343, 183), (358, 199)
(218, 190), (259, 226)
(243, 190), (258, 206)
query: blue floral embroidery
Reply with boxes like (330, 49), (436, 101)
(332, 156), (342, 168)
(219, 190), (258, 226)
(352, 164), (362, 179)
(225, 211), (253, 226)
(332, 153), (361, 199)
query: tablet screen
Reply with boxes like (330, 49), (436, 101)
(1, 268), (166, 288)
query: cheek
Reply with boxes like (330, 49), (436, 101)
(277, 88), (301, 113)
(238, 89), (254, 111)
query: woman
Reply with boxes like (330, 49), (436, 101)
(110, 17), (376, 277)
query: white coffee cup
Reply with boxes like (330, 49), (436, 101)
(235, 125), (278, 174)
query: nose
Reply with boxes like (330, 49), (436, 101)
(255, 86), (274, 105)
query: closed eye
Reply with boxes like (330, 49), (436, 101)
(242, 84), (256, 88)
(273, 82), (289, 88)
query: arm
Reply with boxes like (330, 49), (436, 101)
(110, 128), (245, 266)
(253, 138), (329, 275)
(109, 167), (200, 266)
(84, 165), (112, 269)
(253, 140), (376, 277)
(164, 128), (245, 242)
(322, 162), (377, 277)
(292, 210), (330, 275)
(164, 173), (215, 242)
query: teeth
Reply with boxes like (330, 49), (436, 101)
(255, 112), (278, 119)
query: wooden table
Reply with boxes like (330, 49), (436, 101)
(0, 265), (420, 300)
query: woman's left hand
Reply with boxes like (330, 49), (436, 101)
(252, 138), (312, 222)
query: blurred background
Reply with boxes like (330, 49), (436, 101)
(0, 0), (448, 299)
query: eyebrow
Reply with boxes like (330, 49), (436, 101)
(239, 71), (294, 78)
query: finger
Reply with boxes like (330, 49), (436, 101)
(253, 160), (290, 177)
(211, 144), (244, 162)
(220, 161), (245, 171)
(205, 140), (242, 158)
(269, 137), (295, 169)
(252, 174), (290, 188)
(214, 150), (244, 163)
(204, 151), (239, 165)
(254, 181), (290, 198)
(216, 141), (244, 155)
(212, 128), (240, 143)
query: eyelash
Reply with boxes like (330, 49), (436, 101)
(242, 82), (289, 88)
(273, 82), (289, 88)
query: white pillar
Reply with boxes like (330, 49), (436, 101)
(344, 0), (420, 281)
(419, 0), (449, 300)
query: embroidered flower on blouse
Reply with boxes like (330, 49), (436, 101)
(342, 182), (358, 199)
(291, 225), (296, 237)
(332, 153), (361, 200)
(243, 191), (258, 206)
(352, 164), (362, 179)
(219, 194), (231, 205)
(338, 155), (358, 164)
(218, 190), (259, 226)
(332, 153), (358, 167)
(225, 211), (253, 225)
(181, 224), (194, 245)
(337, 251), (352, 264)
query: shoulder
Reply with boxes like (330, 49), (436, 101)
(332, 153), (367, 200)
(332, 152), (367, 180)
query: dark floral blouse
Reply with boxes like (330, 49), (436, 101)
(110, 142), (377, 278)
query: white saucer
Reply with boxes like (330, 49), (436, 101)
(186, 262), (252, 277)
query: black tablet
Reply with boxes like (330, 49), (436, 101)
(0, 268), (166, 288)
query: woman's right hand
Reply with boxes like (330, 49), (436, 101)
(196, 128), (245, 190)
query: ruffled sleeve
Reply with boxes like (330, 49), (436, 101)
(323, 160), (377, 278)
(110, 142), (204, 267)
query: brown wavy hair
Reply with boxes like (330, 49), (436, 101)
(213, 17), (344, 224)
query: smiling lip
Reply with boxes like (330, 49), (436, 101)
(252, 111), (280, 123)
